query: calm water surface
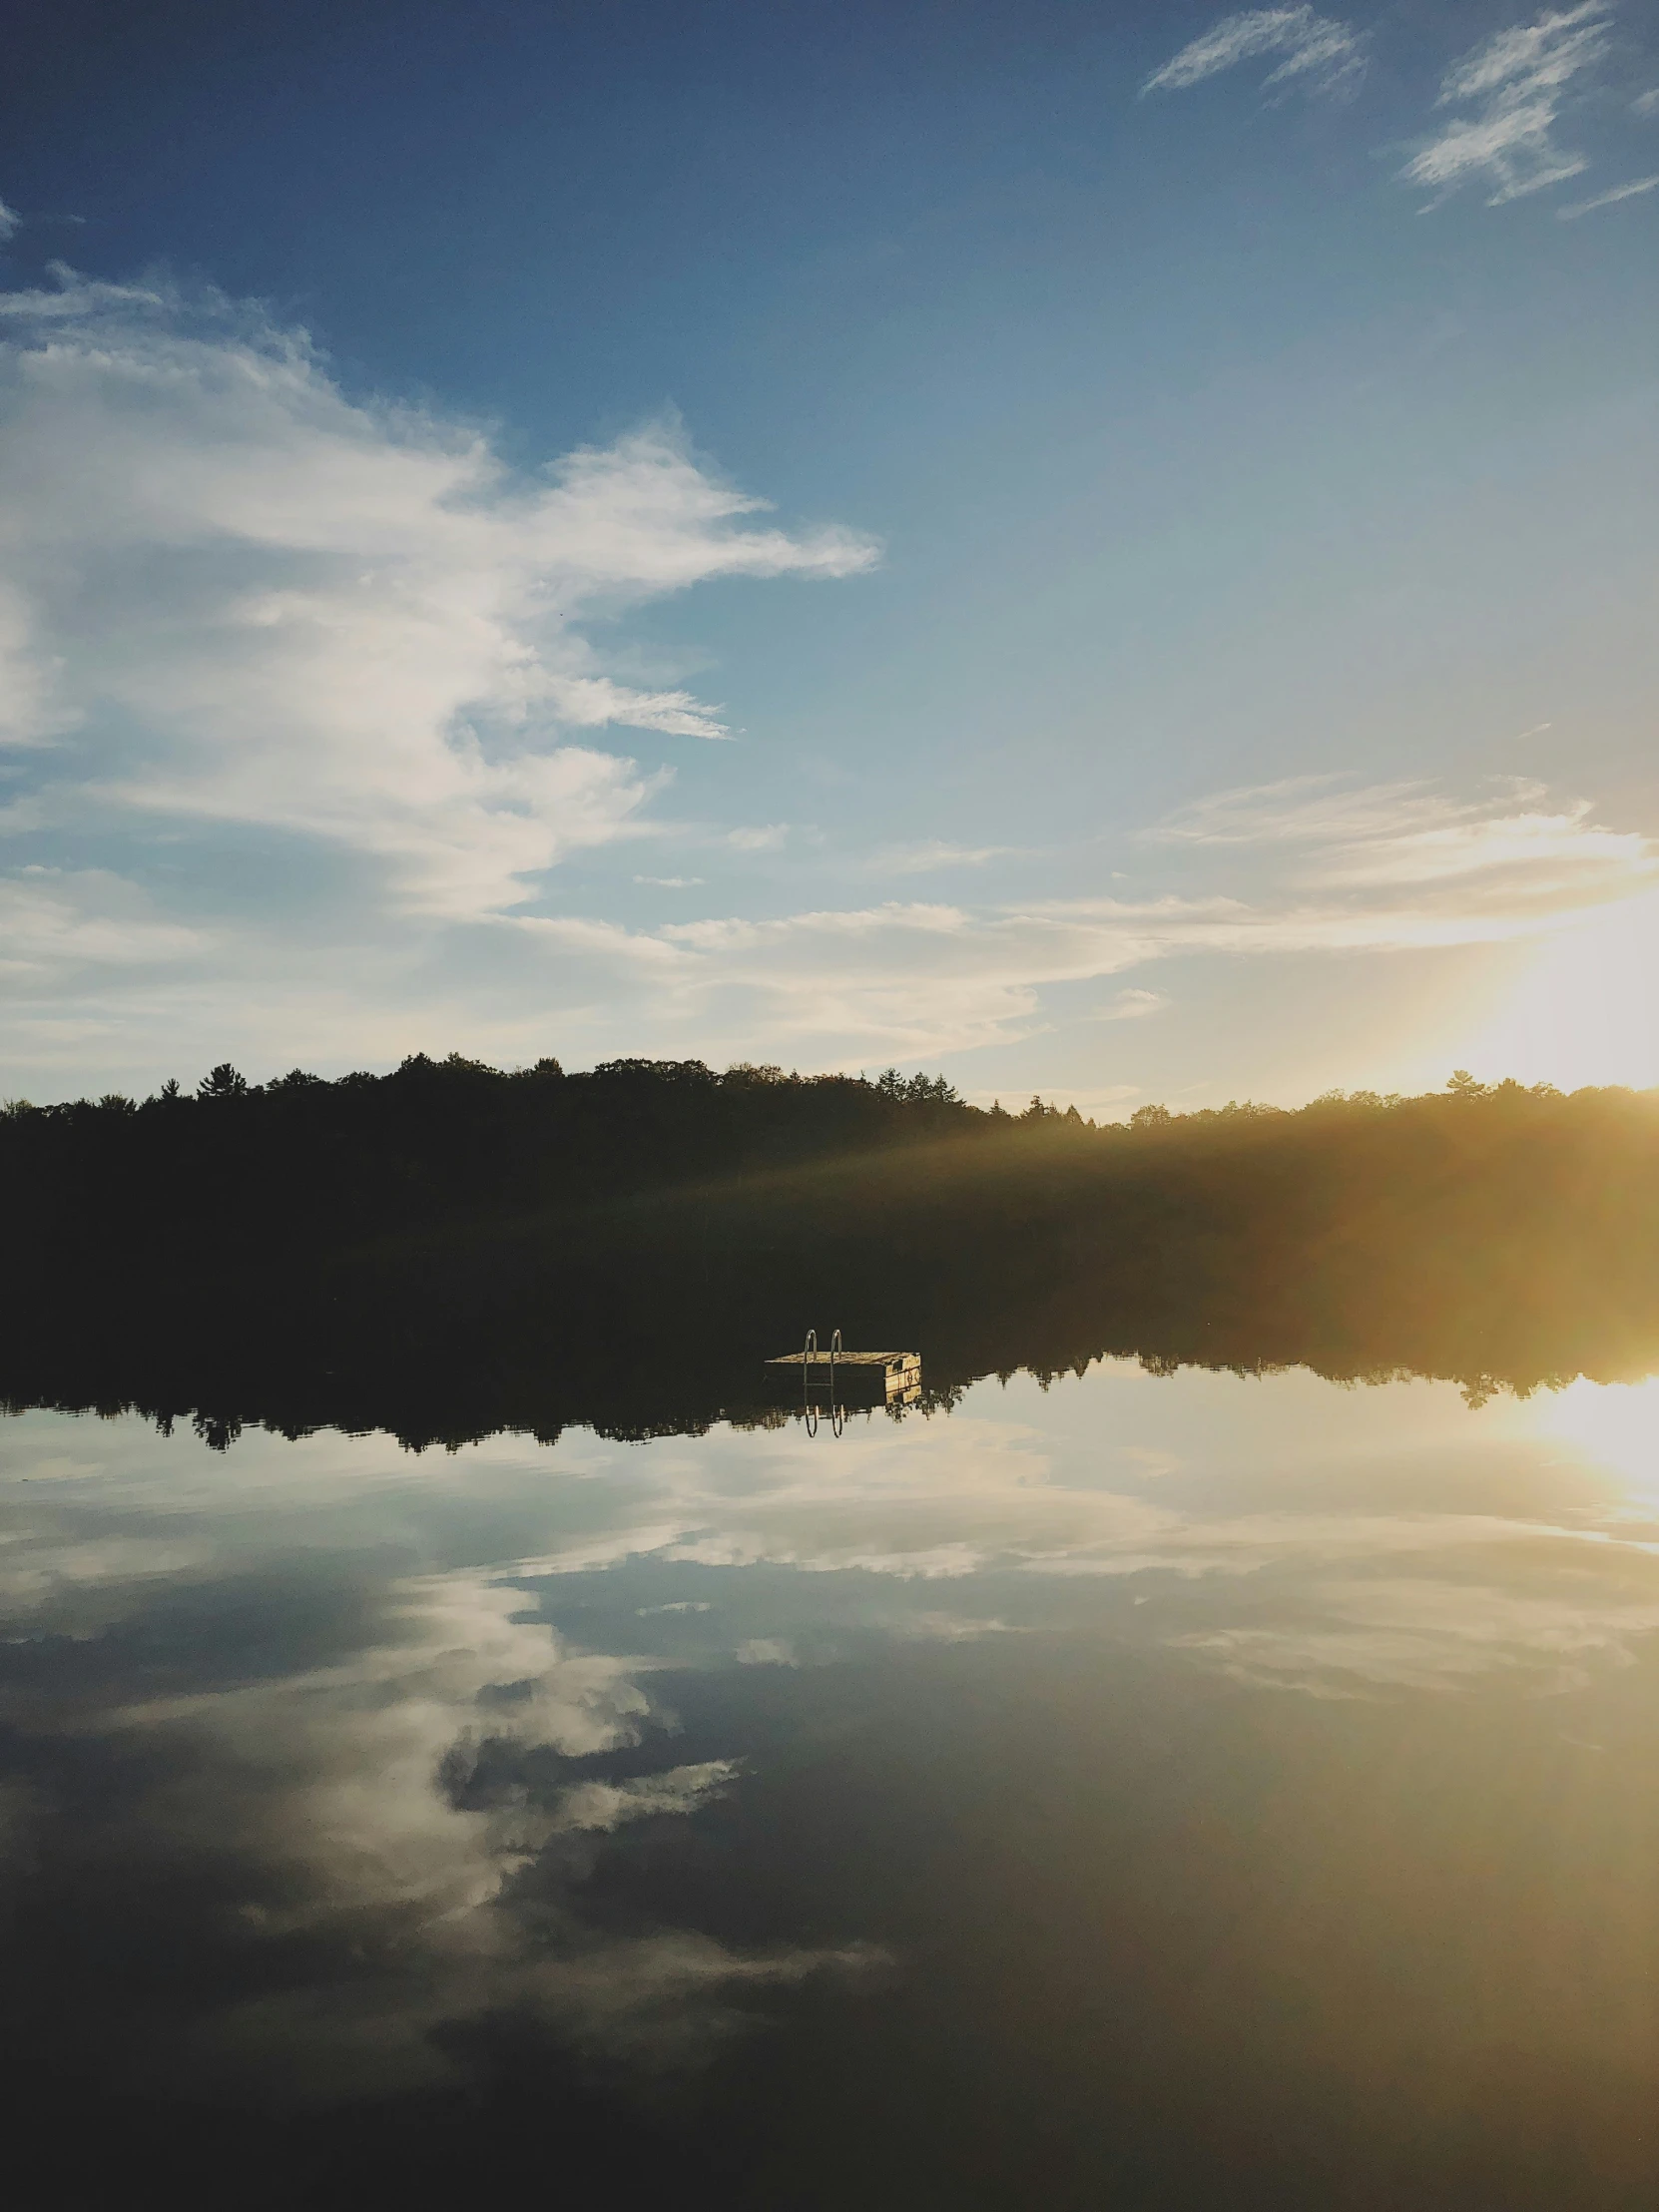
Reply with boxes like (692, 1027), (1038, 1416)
(5, 1360), (1659, 2207)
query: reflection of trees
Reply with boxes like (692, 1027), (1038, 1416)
(2, 1058), (1657, 1445)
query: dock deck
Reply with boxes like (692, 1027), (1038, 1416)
(765, 1348), (922, 1406)
(765, 1351), (917, 1373)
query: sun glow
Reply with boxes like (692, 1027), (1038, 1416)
(1534, 1376), (1659, 1502)
(1460, 892), (1659, 1093)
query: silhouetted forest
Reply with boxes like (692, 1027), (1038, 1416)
(4, 1053), (1658, 1441)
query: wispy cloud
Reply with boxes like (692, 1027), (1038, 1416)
(1142, 6), (1368, 100)
(1145, 774), (1650, 901)
(4, 758), (1650, 1085)
(867, 839), (1010, 875)
(1146, 774), (1433, 847)
(0, 275), (874, 922)
(634, 874), (705, 887)
(0, 200), (20, 244)
(498, 776), (1650, 1065)
(0, 867), (207, 977)
(1558, 172), (1659, 216)
(10, 773), (1645, 1081)
(1095, 987), (1169, 1022)
(1400, 3), (1613, 207)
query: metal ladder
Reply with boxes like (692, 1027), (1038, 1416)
(801, 1328), (845, 1436)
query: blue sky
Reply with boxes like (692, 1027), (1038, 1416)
(2, 0), (1657, 1109)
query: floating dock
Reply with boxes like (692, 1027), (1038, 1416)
(765, 1345), (921, 1406)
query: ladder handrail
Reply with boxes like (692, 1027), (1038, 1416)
(801, 1326), (847, 1438)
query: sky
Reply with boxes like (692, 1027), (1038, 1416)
(1, 0), (1656, 1113)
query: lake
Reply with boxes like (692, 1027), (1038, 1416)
(4, 1353), (1659, 2207)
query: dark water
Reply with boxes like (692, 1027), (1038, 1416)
(5, 1354), (1659, 2208)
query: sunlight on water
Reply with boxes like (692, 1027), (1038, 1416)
(1533, 1374), (1659, 1501)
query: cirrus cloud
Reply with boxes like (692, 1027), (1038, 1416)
(1558, 172), (1659, 217)
(1142, 6), (1368, 100)
(1399, 3), (1613, 206)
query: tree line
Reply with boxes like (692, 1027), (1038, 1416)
(2, 1050), (1656, 1448)
(4, 1051), (1653, 1278)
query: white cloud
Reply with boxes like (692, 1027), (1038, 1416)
(1095, 986), (1169, 1022)
(1147, 773), (1456, 846)
(6, 758), (1650, 1084)
(1143, 7), (1367, 100)
(0, 580), (76, 747)
(868, 839), (1010, 874)
(634, 873), (705, 887)
(0, 201), (19, 244)
(0, 293), (1649, 1085)
(1147, 775), (1651, 899)
(1400, 3), (1612, 207)
(0, 275), (874, 921)
(1635, 86), (1659, 114)
(524, 776), (1651, 1063)
(1558, 172), (1659, 216)
(0, 867), (207, 979)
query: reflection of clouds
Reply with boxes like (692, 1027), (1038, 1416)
(4, 1563), (874, 2104)
(562, 1415), (1176, 1581)
(1023, 1509), (1641, 1580)
(116, 1576), (659, 1915)
(14, 1393), (1659, 1679)
(525, 1424), (1657, 1610)
(535, 1406), (1659, 1705)
(1177, 1575), (1659, 1698)
(552, 1760), (740, 1834)
(4, 1451), (103, 1481)
(0, 1530), (215, 1604)
(898, 1612), (1026, 1643)
(1112, 1445), (1183, 1480)
(194, 1924), (883, 2107)
(11, 1365), (1659, 2110)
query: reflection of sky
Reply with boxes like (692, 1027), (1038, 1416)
(5, 1362), (1659, 2192)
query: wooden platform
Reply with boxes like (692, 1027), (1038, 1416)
(765, 1349), (922, 1406)
(765, 1351), (917, 1373)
